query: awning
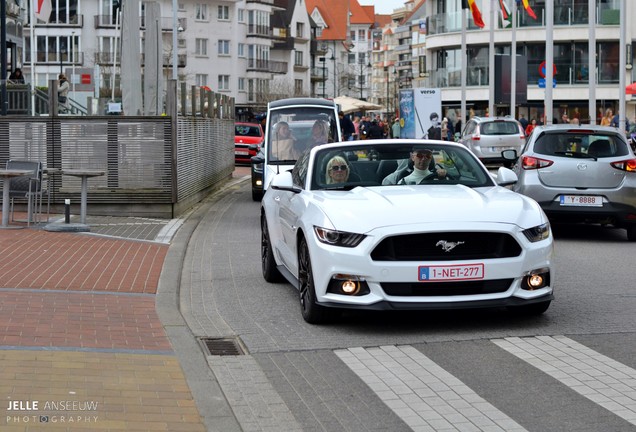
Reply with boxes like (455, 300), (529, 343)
(334, 96), (383, 114)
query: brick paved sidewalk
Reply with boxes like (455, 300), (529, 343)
(0, 224), (206, 431)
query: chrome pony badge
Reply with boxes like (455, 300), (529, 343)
(436, 240), (465, 252)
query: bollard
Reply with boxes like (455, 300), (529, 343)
(65, 199), (70, 224)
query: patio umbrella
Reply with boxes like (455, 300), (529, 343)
(626, 83), (636, 95)
(334, 96), (383, 114)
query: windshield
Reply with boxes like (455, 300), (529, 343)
(267, 107), (339, 162)
(311, 143), (494, 190)
(235, 124), (262, 137)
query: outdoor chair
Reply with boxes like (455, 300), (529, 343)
(6, 160), (48, 226)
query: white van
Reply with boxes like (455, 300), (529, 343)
(250, 98), (342, 200)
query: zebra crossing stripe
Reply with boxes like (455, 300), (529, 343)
(493, 336), (636, 426)
(335, 345), (527, 432)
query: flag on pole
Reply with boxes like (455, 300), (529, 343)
(520, 0), (537, 20)
(35, 0), (52, 23)
(462, 0), (485, 29)
(499, 0), (512, 28)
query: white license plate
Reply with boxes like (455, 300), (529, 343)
(559, 195), (603, 207)
(418, 264), (484, 282)
(235, 151), (249, 155)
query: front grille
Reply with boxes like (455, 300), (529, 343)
(371, 232), (521, 261)
(381, 279), (513, 296)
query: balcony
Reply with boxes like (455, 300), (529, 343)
(247, 24), (273, 38)
(94, 52), (187, 68)
(247, 59), (288, 74)
(311, 67), (327, 82)
(31, 51), (85, 65)
(94, 15), (186, 31)
(28, 14), (83, 27)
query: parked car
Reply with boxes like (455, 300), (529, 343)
(459, 116), (526, 166)
(260, 139), (554, 323)
(504, 124), (636, 241)
(250, 98), (342, 201)
(235, 122), (264, 165)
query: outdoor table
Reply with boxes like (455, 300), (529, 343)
(0, 168), (32, 229)
(61, 169), (105, 225)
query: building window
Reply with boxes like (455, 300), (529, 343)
(359, 53), (367, 65)
(296, 22), (304, 38)
(238, 8), (244, 23)
(294, 50), (303, 67)
(238, 43), (245, 57)
(218, 75), (230, 90)
(196, 74), (208, 87)
(358, 29), (366, 41)
(238, 77), (245, 91)
(195, 4), (208, 21)
(348, 53), (355, 64)
(218, 5), (229, 20)
(316, 28), (323, 38)
(218, 40), (230, 55)
(195, 38), (208, 56)
(294, 79), (303, 95)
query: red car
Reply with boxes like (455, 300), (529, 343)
(235, 122), (264, 164)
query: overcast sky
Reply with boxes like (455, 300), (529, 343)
(363, 0), (407, 15)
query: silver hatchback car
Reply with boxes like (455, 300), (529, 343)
(505, 124), (636, 241)
(459, 116), (526, 166)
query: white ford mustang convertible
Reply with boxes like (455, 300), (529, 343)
(260, 140), (554, 323)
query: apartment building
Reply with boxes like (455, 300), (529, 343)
(384, 0), (635, 125)
(10, 0), (313, 117)
(306, 0), (376, 103)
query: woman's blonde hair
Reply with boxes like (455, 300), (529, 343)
(325, 155), (349, 184)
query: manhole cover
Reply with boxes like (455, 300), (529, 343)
(199, 337), (246, 356)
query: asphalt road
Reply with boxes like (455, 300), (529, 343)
(195, 168), (636, 431)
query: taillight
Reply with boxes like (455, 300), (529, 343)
(522, 155), (554, 170)
(471, 133), (480, 141)
(610, 159), (636, 172)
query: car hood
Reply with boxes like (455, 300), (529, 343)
(312, 185), (544, 232)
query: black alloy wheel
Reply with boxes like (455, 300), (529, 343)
(298, 237), (327, 324)
(261, 215), (282, 282)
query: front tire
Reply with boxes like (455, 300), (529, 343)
(252, 189), (263, 201)
(298, 237), (327, 324)
(261, 215), (283, 282)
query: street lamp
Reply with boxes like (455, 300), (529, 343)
(384, 66), (390, 117)
(319, 47), (336, 98)
(71, 31), (75, 101)
(60, 45), (66, 75)
(359, 61), (371, 100)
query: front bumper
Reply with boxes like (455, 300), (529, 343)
(305, 222), (554, 310)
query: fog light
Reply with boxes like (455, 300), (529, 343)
(256, 180), (263, 186)
(341, 280), (358, 294)
(327, 274), (370, 296)
(522, 268), (550, 291)
(528, 274), (544, 288)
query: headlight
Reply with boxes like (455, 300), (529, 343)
(522, 222), (551, 242)
(314, 226), (366, 247)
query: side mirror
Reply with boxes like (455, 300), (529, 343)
(501, 149), (518, 161)
(496, 167), (518, 186)
(270, 171), (301, 193)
